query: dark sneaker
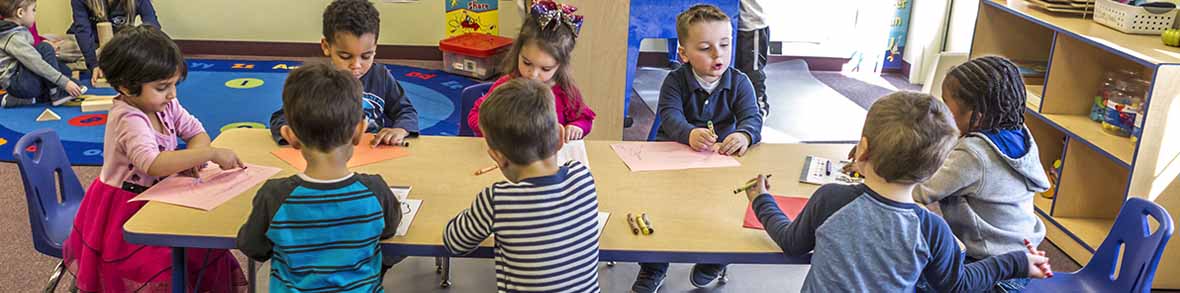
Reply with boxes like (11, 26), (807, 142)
(690, 263), (727, 288)
(52, 86), (86, 107)
(1, 94), (33, 108)
(631, 267), (667, 293)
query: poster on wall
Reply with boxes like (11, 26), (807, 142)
(446, 0), (498, 37)
(882, 0), (912, 70)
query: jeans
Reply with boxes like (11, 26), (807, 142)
(8, 42), (71, 102)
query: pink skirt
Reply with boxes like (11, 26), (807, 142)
(63, 178), (247, 292)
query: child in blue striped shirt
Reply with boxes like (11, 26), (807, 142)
(444, 78), (603, 292)
(237, 63), (401, 292)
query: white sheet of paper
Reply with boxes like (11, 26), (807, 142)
(557, 140), (590, 168)
(596, 211), (609, 236)
(397, 199), (422, 237)
(799, 155), (862, 185)
(390, 185), (411, 202)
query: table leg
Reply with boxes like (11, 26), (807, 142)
(172, 247), (186, 293)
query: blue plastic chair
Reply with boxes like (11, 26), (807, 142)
(13, 128), (84, 292)
(625, 0), (738, 122)
(458, 82), (494, 137)
(1025, 197), (1173, 292)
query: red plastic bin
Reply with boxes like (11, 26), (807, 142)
(439, 33), (514, 80)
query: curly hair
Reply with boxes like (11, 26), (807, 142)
(322, 0), (381, 43)
(943, 56), (1027, 132)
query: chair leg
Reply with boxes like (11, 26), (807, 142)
(435, 256), (443, 273)
(44, 260), (65, 293)
(606, 261), (616, 267)
(718, 266), (729, 284)
(439, 257), (452, 288)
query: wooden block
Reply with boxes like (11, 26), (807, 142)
(81, 95), (115, 112)
(36, 108), (60, 122)
(92, 78), (111, 89)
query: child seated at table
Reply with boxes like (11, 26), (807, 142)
(444, 78), (603, 292)
(741, 91), (1053, 291)
(237, 63), (402, 291)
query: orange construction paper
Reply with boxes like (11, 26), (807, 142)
(271, 134), (410, 171)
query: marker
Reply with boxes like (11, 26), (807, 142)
(733, 174), (773, 194)
(825, 160), (832, 176)
(474, 165), (498, 176)
(707, 121), (715, 135)
(635, 214), (651, 235)
(626, 213), (640, 235)
(641, 213), (654, 234)
(373, 141), (410, 148)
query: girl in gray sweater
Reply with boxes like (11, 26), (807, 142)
(915, 56), (1051, 292)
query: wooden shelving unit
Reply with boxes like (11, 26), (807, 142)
(973, 0), (1180, 288)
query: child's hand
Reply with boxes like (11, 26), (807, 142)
(744, 174), (771, 202)
(372, 128), (410, 147)
(719, 132), (751, 156)
(564, 125), (585, 142)
(689, 128), (718, 152)
(65, 81), (85, 97)
(91, 68), (104, 85)
(210, 148), (243, 170)
(1024, 239), (1054, 278)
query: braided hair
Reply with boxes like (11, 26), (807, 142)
(944, 56), (1027, 132)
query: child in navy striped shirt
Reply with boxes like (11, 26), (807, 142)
(444, 78), (602, 292)
(237, 63), (401, 291)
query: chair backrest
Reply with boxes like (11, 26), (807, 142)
(12, 129), (84, 258)
(1080, 197), (1174, 292)
(459, 82), (494, 137)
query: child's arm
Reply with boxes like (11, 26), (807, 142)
(171, 99), (210, 148)
(363, 175), (402, 240)
(657, 76), (697, 145)
(236, 181), (280, 262)
(3, 36), (72, 90)
(913, 148), (982, 205)
(746, 178), (857, 256)
(730, 76), (763, 145)
(70, 0), (99, 70)
(382, 74), (419, 135)
(443, 188), (495, 256)
(564, 97), (596, 138)
(466, 94), (489, 137)
(921, 219), (1039, 292)
(269, 109), (290, 145)
(136, 0), (162, 28)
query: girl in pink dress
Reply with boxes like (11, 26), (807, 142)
(62, 25), (247, 292)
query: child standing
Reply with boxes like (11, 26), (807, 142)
(271, 0), (418, 147)
(913, 56), (1050, 291)
(744, 91), (1052, 292)
(69, 0), (160, 86)
(445, 78), (602, 292)
(238, 63), (402, 291)
(467, 0), (595, 143)
(61, 25), (247, 292)
(634, 5), (764, 292)
(0, 0), (86, 107)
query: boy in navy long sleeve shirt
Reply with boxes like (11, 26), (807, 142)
(269, 0), (418, 147)
(633, 5), (764, 293)
(741, 91), (1053, 292)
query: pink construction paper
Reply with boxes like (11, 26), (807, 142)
(609, 142), (741, 172)
(129, 163), (282, 210)
(271, 134), (410, 171)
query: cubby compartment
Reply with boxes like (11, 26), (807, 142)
(1051, 138), (1130, 249)
(971, 2), (1054, 111)
(1026, 114), (1066, 213)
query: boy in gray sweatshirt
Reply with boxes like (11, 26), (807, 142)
(915, 56), (1050, 292)
(0, 0), (85, 108)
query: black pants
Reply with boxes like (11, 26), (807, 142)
(736, 27), (770, 101)
(8, 42), (71, 102)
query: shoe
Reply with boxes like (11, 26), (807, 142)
(631, 267), (667, 293)
(51, 86), (86, 107)
(1, 93), (33, 108)
(690, 263), (726, 288)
